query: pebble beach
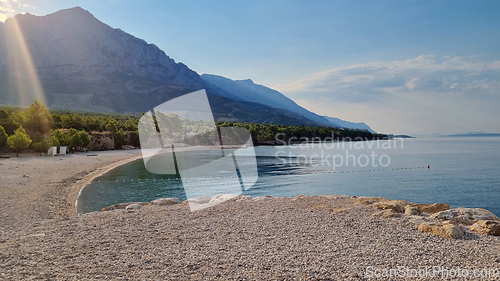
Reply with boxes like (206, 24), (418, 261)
(0, 152), (499, 280)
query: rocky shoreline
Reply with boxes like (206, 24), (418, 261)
(1, 153), (499, 280)
(1, 194), (499, 280)
(102, 194), (500, 240)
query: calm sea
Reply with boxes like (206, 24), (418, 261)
(77, 137), (500, 216)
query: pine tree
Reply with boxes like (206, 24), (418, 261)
(23, 100), (53, 136)
(7, 126), (32, 157)
(0, 125), (8, 149)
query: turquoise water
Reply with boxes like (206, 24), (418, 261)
(77, 137), (500, 216)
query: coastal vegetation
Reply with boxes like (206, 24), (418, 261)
(0, 101), (387, 156)
(0, 125), (7, 149)
(217, 121), (387, 144)
(7, 126), (32, 157)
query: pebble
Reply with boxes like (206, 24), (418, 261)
(1, 196), (498, 280)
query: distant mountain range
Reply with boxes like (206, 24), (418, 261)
(202, 74), (335, 126)
(409, 132), (500, 138)
(0, 7), (375, 131)
(439, 132), (500, 137)
(321, 116), (374, 133)
(201, 74), (375, 131)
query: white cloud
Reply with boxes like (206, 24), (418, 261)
(406, 77), (418, 90)
(0, 0), (32, 22)
(274, 55), (500, 102)
(273, 55), (500, 134)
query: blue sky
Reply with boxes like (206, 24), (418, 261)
(1, 0), (500, 134)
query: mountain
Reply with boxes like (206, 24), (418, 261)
(0, 8), (315, 125)
(322, 116), (375, 133)
(201, 74), (335, 126)
(0, 7), (374, 129)
(201, 74), (379, 131)
(0, 7), (205, 113)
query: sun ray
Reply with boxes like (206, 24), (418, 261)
(4, 15), (46, 107)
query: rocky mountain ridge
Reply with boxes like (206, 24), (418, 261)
(0, 7), (374, 130)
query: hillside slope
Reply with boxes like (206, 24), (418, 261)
(0, 7), (324, 126)
(201, 74), (335, 126)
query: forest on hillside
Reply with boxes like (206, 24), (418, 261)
(0, 101), (387, 156)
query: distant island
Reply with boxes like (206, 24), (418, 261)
(386, 134), (415, 139)
(411, 132), (500, 138)
(440, 132), (500, 137)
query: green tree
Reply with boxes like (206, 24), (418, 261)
(31, 131), (45, 143)
(7, 126), (32, 157)
(113, 128), (128, 149)
(49, 134), (60, 148)
(0, 125), (8, 149)
(67, 129), (91, 152)
(106, 120), (130, 149)
(0, 109), (9, 120)
(23, 100), (53, 136)
(0, 108), (18, 135)
(78, 130), (91, 148)
(61, 114), (73, 129)
(51, 129), (68, 147)
(32, 138), (52, 153)
(30, 131), (53, 153)
(105, 121), (118, 134)
(10, 110), (26, 128)
(67, 129), (81, 152)
(128, 131), (140, 148)
(85, 116), (102, 131)
(124, 119), (138, 131)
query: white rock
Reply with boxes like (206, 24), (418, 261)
(253, 196), (273, 202)
(102, 202), (149, 212)
(431, 208), (499, 225)
(151, 197), (180, 206)
(185, 194), (241, 212)
(125, 204), (142, 210)
(188, 196), (212, 205)
(209, 194), (238, 205)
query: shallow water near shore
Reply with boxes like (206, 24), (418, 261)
(78, 137), (500, 216)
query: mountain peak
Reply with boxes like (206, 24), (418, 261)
(56, 6), (93, 16)
(8, 12), (35, 21)
(68, 6), (86, 11)
(240, 79), (254, 84)
(6, 6), (97, 26)
(0, 5), (205, 111)
(50, 6), (97, 21)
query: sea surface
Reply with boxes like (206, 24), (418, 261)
(78, 137), (500, 216)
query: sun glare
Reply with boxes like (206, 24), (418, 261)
(4, 15), (46, 106)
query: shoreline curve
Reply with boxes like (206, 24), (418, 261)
(71, 153), (144, 216)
